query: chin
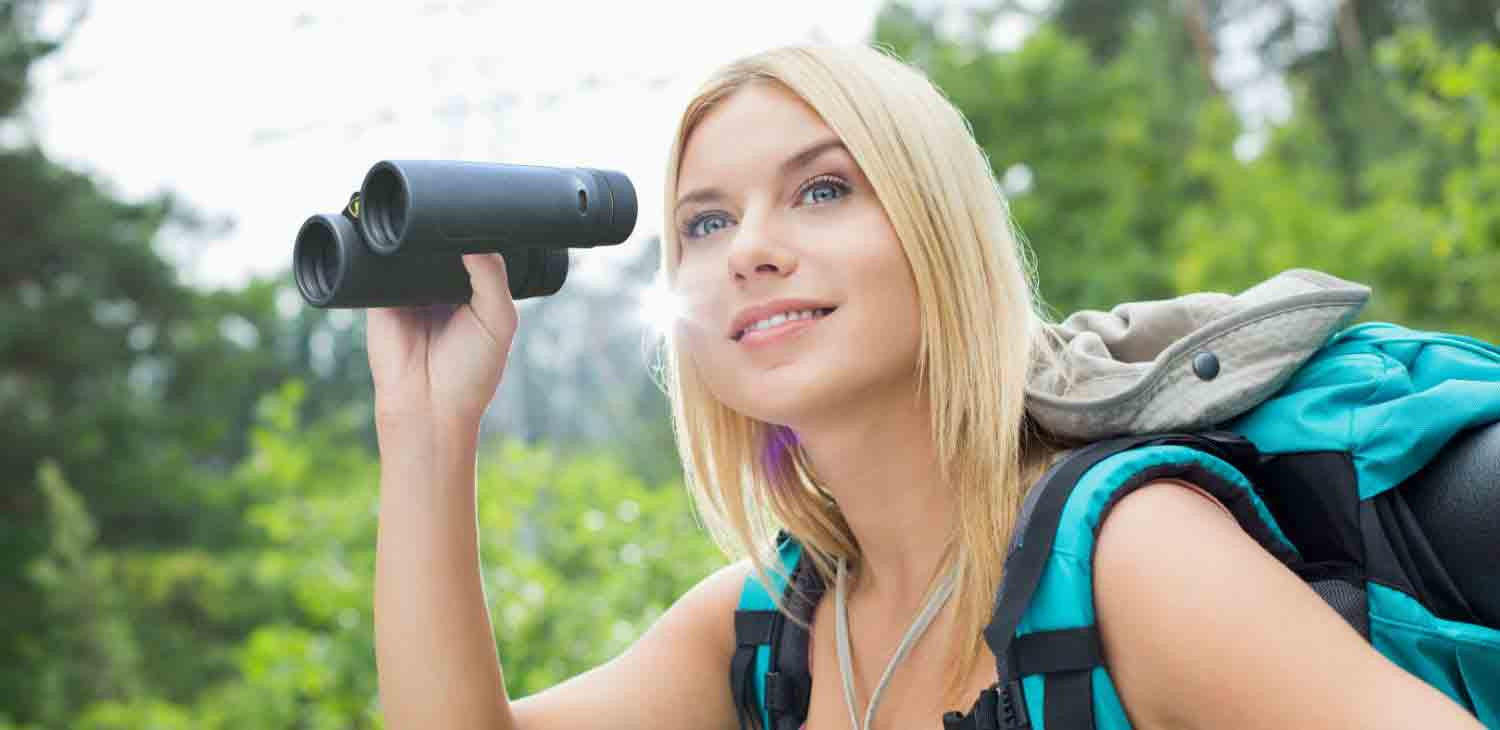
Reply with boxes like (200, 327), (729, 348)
(693, 348), (883, 427)
(723, 376), (847, 431)
(723, 394), (805, 429)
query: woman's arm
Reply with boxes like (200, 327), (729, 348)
(1094, 480), (1484, 730)
(373, 415), (508, 730)
(373, 414), (745, 730)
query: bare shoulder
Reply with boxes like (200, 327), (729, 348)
(1093, 480), (1482, 730)
(507, 558), (754, 730)
(677, 557), (756, 650)
(630, 556), (753, 656)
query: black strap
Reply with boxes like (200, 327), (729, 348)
(731, 610), (778, 730)
(769, 555), (823, 730)
(941, 629), (1101, 730)
(1016, 628), (1103, 730)
(730, 531), (827, 730)
(730, 644), (759, 730)
(1010, 627), (1103, 677)
(939, 666), (1095, 730)
(942, 680), (1031, 729)
(1044, 670), (1095, 730)
(735, 611), (777, 644)
(764, 671), (797, 725)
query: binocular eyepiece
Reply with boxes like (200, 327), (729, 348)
(293, 160), (637, 308)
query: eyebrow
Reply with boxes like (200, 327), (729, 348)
(674, 137), (848, 214)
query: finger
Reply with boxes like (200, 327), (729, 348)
(366, 303), (426, 335)
(365, 305), (406, 342)
(461, 252), (518, 342)
(364, 306), (424, 384)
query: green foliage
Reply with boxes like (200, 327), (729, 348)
(875, 3), (1500, 341)
(8, 2), (1499, 728)
(0, 0), (64, 119)
(0, 4), (379, 720)
(9, 370), (721, 729)
(25, 461), (143, 726)
(74, 700), (194, 730)
(478, 440), (724, 697)
(877, 4), (1220, 312)
(58, 382), (718, 729)
(1166, 26), (1500, 340)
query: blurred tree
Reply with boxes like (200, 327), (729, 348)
(1242, 0), (1499, 208)
(980, 0), (1500, 209)
(876, 2), (1499, 341)
(1, 0), (191, 711)
(0, 0), (376, 721)
(484, 237), (681, 486)
(1167, 26), (1500, 340)
(877, 3), (1212, 310)
(58, 382), (720, 729)
(24, 460), (142, 727)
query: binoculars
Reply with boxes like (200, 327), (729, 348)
(293, 160), (638, 308)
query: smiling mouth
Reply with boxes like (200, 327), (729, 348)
(732, 307), (837, 342)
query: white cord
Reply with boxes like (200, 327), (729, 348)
(834, 556), (960, 730)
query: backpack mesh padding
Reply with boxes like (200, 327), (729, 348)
(1309, 577), (1369, 639)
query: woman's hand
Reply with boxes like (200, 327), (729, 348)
(365, 252), (518, 432)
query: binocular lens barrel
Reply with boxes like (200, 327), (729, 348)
(293, 212), (570, 308)
(358, 160), (636, 256)
(291, 159), (635, 308)
(295, 213), (471, 308)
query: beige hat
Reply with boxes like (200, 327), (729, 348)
(1026, 269), (1372, 441)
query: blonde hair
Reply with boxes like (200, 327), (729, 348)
(654, 43), (1061, 710)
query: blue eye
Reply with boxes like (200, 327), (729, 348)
(679, 174), (852, 241)
(683, 213), (729, 239)
(800, 176), (850, 205)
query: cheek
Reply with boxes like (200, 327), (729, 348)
(673, 323), (752, 415)
(673, 318), (716, 366)
(667, 261), (721, 338)
(666, 258), (750, 405)
(856, 229), (924, 357)
(672, 311), (734, 385)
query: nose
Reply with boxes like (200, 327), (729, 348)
(727, 215), (797, 282)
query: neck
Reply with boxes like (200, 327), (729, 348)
(793, 385), (956, 615)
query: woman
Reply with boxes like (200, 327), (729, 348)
(365, 43), (1483, 729)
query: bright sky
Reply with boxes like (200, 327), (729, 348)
(25, 0), (907, 295)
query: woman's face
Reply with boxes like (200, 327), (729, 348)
(671, 81), (923, 429)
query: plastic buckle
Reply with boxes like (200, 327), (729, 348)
(943, 683), (1013, 730)
(997, 679), (1030, 729)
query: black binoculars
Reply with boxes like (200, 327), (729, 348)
(293, 160), (638, 308)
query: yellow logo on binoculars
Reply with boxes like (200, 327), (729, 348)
(342, 192), (361, 220)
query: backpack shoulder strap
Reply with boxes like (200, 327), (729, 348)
(958, 432), (1291, 730)
(731, 530), (824, 730)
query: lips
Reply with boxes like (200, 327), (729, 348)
(728, 299), (840, 341)
(734, 308), (836, 344)
(732, 308), (837, 342)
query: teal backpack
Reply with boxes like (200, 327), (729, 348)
(730, 277), (1500, 730)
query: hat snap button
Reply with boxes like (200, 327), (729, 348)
(1192, 351), (1221, 380)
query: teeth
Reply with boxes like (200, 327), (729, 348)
(739, 308), (830, 339)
